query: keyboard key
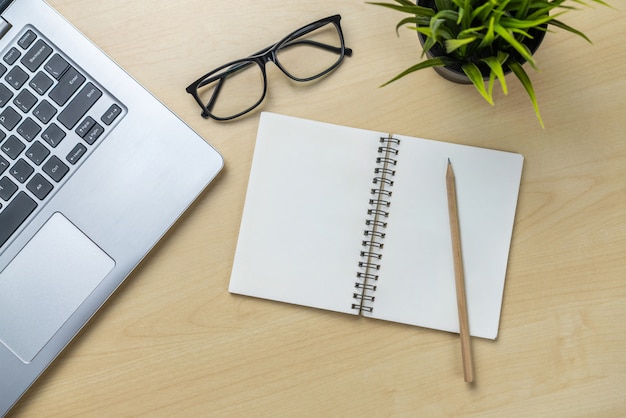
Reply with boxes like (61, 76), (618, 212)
(101, 104), (122, 125)
(42, 155), (69, 182)
(41, 123), (66, 147)
(27, 173), (54, 200)
(0, 155), (9, 175)
(17, 117), (42, 142)
(0, 191), (37, 248)
(76, 116), (96, 137)
(0, 64), (5, 78)
(1, 135), (25, 160)
(58, 83), (101, 129)
(0, 175), (18, 200)
(0, 83), (13, 107)
(44, 54), (69, 80)
(29, 71), (54, 95)
(0, 106), (22, 130)
(21, 39), (53, 72)
(84, 123), (104, 145)
(5, 66), (29, 90)
(25, 141), (50, 165)
(66, 143), (87, 165)
(3, 48), (21, 65)
(18, 30), (37, 50)
(32, 99), (56, 124)
(49, 67), (85, 106)
(13, 89), (38, 113)
(10, 158), (34, 183)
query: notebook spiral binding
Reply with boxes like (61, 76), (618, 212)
(353, 135), (400, 314)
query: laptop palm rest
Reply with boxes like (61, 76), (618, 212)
(0, 212), (115, 363)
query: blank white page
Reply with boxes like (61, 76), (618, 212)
(229, 113), (383, 314)
(365, 135), (523, 339)
(230, 113), (523, 339)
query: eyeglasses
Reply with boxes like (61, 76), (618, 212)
(186, 15), (352, 121)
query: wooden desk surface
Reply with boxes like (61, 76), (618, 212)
(11, 0), (626, 416)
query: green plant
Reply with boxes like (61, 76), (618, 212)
(370, 0), (607, 127)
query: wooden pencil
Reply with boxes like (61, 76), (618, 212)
(446, 159), (474, 383)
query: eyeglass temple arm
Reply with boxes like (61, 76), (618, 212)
(281, 39), (353, 56)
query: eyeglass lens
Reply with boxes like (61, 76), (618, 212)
(193, 20), (345, 120)
(197, 61), (265, 120)
(276, 22), (344, 80)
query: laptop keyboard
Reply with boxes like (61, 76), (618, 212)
(0, 27), (125, 249)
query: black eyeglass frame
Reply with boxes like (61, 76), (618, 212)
(186, 14), (352, 121)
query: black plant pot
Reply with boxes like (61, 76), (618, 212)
(416, 0), (547, 84)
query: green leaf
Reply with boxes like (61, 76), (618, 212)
(496, 0), (513, 13)
(487, 72), (496, 102)
(500, 14), (555, 29)
(414, 26), (432, 37)
(478, 16), (496, 49)
(494, 24), (537, 68)
(458, 26), (486, 38)
(481, 54), (509, 95)
(462, 0), (471, 28)
(430, 18), (446, 41)
(412, 27), (437, 57)
(432, 18), (455, 40)
(422, 36), (437, 57)
(395, 16), (431, 35)
(549, 19), (592, 43)
(456, 7), (465, 26)
(472, 1), (495, 22)
(462, 63), (494, 105)
(508, 60), (544, 128)
(445, 36), (477, 53)
(407, 25), (454, 47)
(510, 27), (533, 39)
(433, 10), (460, 23)
(515, 0), (531, 19)
(450, 0), (465, 9)
(435, 0), (455, 11)
(380, 57), (456, 86)
(527, 5), (564, 21)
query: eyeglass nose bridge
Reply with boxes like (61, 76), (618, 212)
(249, 46), (281, 72)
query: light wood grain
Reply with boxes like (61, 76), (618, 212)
(9, 1), (626, 416)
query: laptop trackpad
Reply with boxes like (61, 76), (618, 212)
(0, 213), (115, 363)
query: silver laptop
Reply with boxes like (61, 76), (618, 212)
(0, 0), (223, 414)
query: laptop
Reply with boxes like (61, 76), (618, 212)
(0, 0), (223, 414)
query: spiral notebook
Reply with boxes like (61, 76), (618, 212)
(229, 112), (523, 339)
